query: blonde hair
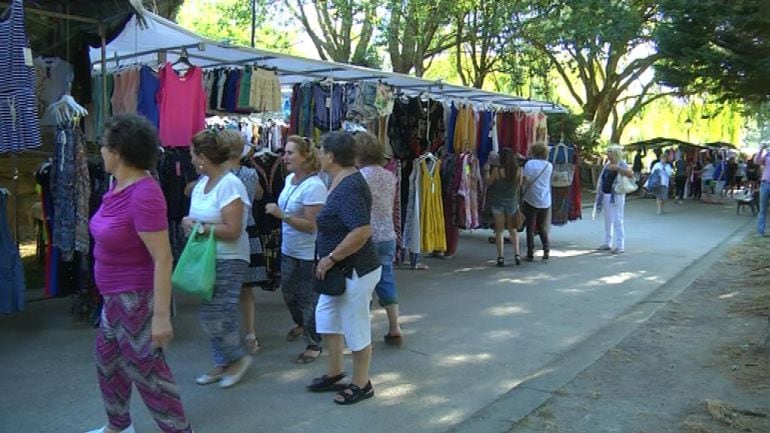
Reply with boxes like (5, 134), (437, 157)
(219, 130), (247, 160)
(606, 144), (624, 162)
(286, 135), (321, 173)
(530, 142), (549, 160)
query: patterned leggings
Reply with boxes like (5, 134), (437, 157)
(200, 260), (248, 366)
(96, 290), (192, 433)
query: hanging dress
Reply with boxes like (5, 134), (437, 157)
(420, 157), (446, 252)
(0, 0), (41, 153)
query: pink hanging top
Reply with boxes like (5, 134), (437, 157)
(157, 63), (206, 147)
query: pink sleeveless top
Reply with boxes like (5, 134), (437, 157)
(157, 63), (206, 147)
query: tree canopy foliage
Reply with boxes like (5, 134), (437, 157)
(656, 0), (770, 104)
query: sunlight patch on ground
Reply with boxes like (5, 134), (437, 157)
(275, 369), (311, 383)
(398, 314), (425, 325)
(437, 353), (493, 367)
(482, 329), (521, 341)
(430, 409), (466, 426)
(719, 291), (739, 299)
(497, 273), (554, 285)
(485, 304), (531, 317)
(449, 266), (489, 274)
(596, 271), (640, 285)
(376, 383), (417, 401)
(372, 372), (403, 383)
(550, 249), (594, 258)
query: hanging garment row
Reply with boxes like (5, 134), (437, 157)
(88, 62), (207, 147)
(204, 66), (282, 114)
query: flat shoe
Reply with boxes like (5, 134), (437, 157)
(84, 425), (135, 433)
(307, 372), (347, 392)
(286, 326), (303, 342)
(244, 334), (261, 354)
(220, 355), (253, 388)
(384, 333), (403, 346)
(296, 346), (322, 364)
(195, 368), (225, 385)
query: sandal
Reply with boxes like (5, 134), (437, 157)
(334, 381), (374, 405)
(307, 372), (347, 392)
(515, 254), (521, 266)
(285, 325), (303, 342)
(296, 345), (322, 364)
(384, 333), (404, 346)
(496, 257), (504, 267)
(244, 334), (260, 354)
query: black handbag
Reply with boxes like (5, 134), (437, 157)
(312, 264), (348, 296)
(312, 245), (349, 296)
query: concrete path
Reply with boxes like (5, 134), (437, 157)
(0, 198), (753, 433)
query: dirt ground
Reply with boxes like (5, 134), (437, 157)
(508, 234), (770, 433)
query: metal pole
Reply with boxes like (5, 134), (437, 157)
(100, 25), (108, 136)
(251, 0), (256, 48)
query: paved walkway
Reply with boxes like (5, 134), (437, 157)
(0, 198), (753, 433)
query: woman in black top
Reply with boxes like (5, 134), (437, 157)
(308, 132), (382, 405)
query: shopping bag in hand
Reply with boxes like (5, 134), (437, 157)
(172, 223), (216, 301)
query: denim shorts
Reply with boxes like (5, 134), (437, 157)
(374, 240), (398, 306)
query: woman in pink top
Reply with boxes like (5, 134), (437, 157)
(86, 114), (192, 433)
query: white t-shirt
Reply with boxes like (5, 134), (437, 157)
(702, 163), (715, 181)
(277, 173), (327, 261)
(189, 173), (251, 262)
(522, 159), (553, 208)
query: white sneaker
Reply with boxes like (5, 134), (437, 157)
(195, 368), (225, 385)
(611, 248), (624, 255)
(84, 425), (135, 433)
(220, 355), (253, 388)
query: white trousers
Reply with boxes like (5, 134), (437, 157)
(602, 193), (625, 250)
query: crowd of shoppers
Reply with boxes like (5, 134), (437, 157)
(84, 114), (765, 430)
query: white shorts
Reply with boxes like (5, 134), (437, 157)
(315, 266), (382, 352)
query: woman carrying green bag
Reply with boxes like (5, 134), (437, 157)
(182, 130), (253, 389)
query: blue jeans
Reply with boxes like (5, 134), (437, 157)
(758, 181), (770, 235)
(374, 240), (398, 306)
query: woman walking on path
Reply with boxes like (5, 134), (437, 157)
(594, 145), (635, 254)
(308, 132), (382, 405)
(86, 114), (192, 433)
(225, 133), (266, 354)
(521, 143), (553, 262)
(484, 148), (522, 266)
(649, 152), (674, 215)
(265, 136), (328, 363)
(356, 132), (404, 345)
(184, 129), (253, 388)
(754, 146), (770, 236)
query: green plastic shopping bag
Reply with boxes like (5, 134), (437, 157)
(172, 223), (216, 301)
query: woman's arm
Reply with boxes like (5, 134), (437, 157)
(200, 199), (244, 241)
(316, 225), (372, 279)
(265, 203), (322, 234)
(137, 230), (174, 349)
(484, 166), (499, 187)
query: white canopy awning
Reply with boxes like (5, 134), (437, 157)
(91, 12), (567, 113)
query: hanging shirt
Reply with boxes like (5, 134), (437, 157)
(157, 64), (206, 147)
(137, 65), (160, 128)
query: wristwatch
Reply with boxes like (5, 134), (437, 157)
(197, 223), (206, 234)
(328, 252), (339, 263)
(283, 213), (292, 222)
